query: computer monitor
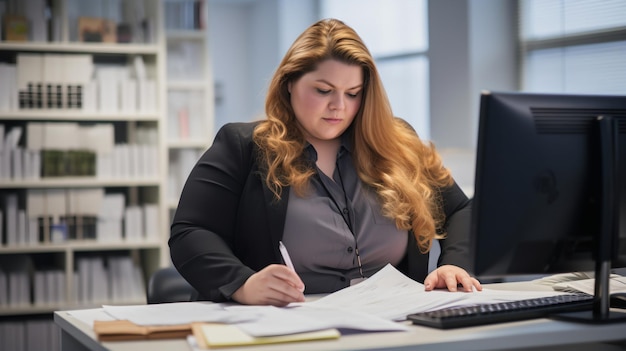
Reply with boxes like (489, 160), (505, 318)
(470, 91), (626, 322)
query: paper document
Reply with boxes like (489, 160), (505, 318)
(67, 308), (115, 327)
(305, 264), (571, 321)
(226, 304), (409, 337)
(102, 302), (257, 326)
(192, 323), (339, 348)
(533, 271), (620, 286)
(553, 276), (626, 295)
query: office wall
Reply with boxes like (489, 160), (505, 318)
(246, 0), (279, 120)
(208, 0), (317, 131)
(209, 2), (251, 130)
(209, 0), (517, 152)
(429, 0), (517, 150)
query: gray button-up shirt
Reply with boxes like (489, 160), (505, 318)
(282, 140), (408, 293)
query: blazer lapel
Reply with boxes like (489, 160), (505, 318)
(261, 182), (290, 258)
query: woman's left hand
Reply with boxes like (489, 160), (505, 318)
(424, 265), (482, 292)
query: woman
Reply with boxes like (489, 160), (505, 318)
(170, 18), (481, 307)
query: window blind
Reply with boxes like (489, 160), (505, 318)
(519, 0), (626, 95)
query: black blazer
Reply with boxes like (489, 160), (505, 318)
(169, 122), (473, 302)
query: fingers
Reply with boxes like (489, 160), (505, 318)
(444, 274), (459, 292)
(272, 265), (305, 293)
(424, 265), (482, 292)
(231, 264), (306, 306)
(423, 273), (436, 291)
(266, 268), (306, 304)
(461, 276), (482, 292)
(255, 265), (306, 305)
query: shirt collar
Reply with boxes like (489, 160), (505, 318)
(304, 130), (354, 162)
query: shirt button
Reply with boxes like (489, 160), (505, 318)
(342, 208), (349, 214)
(347, 246), (354, 253)
(340, 277), (346, 282)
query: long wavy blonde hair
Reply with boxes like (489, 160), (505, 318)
(253, 18), (453, 253)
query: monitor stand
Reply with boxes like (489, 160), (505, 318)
(554, 115), (626, 323)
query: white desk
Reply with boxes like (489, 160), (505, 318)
(54, 281), (626, 351)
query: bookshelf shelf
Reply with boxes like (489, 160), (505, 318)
(168, 200), (179, 210)
(0, 178), (162, 189)
(0, 111), (160, 121)
(0, 245), (68, 254)
(0, 42), (160, 55)
(167, 139), (209, 148)
(66, 241), (162, 251)
(0, 299), (146, 317)
(1, 305), (69, 317)
(167, 81), (206, 90)
(166, 30), (205, 40)
(0, 241), (161, 254)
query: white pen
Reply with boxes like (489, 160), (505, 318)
(278, 240), (296, 271)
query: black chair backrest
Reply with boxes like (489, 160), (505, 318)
(147, 267), (195, 304)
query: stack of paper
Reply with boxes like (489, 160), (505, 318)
(191, 323), (339, 348)
(552, 276), (626, 295)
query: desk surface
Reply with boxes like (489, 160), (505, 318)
(54, 281), (626, 351)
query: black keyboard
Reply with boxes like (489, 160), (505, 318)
(407, 293), (594, 329)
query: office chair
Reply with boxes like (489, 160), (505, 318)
(146, 266), (195, 304)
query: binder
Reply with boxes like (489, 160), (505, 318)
(67, 188), (103, 240)
(4, 193), (18, 246)
(42, 54), (64, 109)
(64, 54), (94, 109)
(0, 64), (18, 111)
(26, 189), (45, 239)
(0, 269), (8, 306)
(16, 53), (43, 109)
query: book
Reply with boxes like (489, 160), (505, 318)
(0, 64), (18, 111)
(97, 193), (125, 242)
(0, 268), (7, 306)
(42, 54), (63, 109)
(16, 54), (43, 108)
(191, 323), (340, 348)
(3, 15), (28, 41)
(78, 17), (116, 43)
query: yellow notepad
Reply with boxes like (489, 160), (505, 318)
(191, 323), (340, 348)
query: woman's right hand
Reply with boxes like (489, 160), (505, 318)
(231, 264), (305, 306)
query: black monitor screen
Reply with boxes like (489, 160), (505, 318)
(470, 91), (626, 279)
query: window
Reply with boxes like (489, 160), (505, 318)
(320, 0), (430, 140)
(519, 0), (626, 94)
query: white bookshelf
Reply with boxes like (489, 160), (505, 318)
(0, 0), (169, 322)
(163, 0), (214, 213)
